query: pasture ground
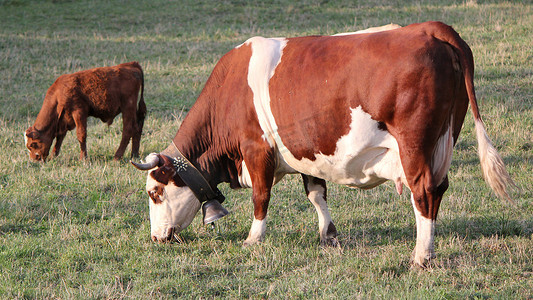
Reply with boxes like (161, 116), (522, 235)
(0, 0), (531, 298)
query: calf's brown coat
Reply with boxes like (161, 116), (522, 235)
(25, 61), (146, 161)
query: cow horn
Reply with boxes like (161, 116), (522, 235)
(131, 153), (161, 170)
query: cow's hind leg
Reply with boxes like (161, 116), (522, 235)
(409, 176), (448, 267)
(400, 142), (450, 268)
(395, 117), (452, 267)
(301, 174), (338, 247)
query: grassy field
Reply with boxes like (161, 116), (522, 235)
(1, 0), (532, 298)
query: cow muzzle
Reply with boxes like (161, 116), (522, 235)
(152, 226), (180, 243)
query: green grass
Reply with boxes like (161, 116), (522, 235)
(1, 0), (531, 298)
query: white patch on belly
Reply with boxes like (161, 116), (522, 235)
(277, 106), (406, 188)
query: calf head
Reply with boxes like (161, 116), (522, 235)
(132, 153), (201, 242)
(24, 126), (53, 161)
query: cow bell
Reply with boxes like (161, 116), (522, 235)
(202, 200), (229, 225)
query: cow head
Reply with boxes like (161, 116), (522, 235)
(24, 126), (52, 161)
(132, 153), (202, 242)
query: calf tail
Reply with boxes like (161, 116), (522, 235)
(428, 22), (516, 202)
(136, 63), (147, 132)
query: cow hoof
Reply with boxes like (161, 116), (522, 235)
(411, 250), (435, 269)
(320, 237), (340, 248)
(243, 239), (261, 247)
(411, 259), (431, 269)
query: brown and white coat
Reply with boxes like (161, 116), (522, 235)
(134, 22), (513, 267)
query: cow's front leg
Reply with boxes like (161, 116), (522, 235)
(243, 174), (272, 246)
(244, 215), (268, 246)
(302, 174), (338, 247)
(241, 143), (275, 246)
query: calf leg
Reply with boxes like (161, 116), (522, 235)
(131, 102), (145, 158)
(72, 111), (88, 159)
(114, 106), (136, 160)
(131, 130), (141, 158)
(301, 174), (338, 247)
(52, 133), (66, 157)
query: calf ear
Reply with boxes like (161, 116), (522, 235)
(25, 127), (39, 139)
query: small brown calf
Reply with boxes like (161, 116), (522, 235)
(25, 61), (146, 161)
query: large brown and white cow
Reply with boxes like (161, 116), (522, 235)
(132, 22), (514, 267)
(25, 61), (146, 161)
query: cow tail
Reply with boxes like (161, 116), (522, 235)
(430, 22), (516, 203)
(136, 62), (147, 132)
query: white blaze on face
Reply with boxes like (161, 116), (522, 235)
(146, 174), (201, 240)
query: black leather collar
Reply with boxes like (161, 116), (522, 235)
(169, 142), (225, 204)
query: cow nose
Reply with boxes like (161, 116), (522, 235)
(151, 227), (175, 243)
(152, 235), (172, 243)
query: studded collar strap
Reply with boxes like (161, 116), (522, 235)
(170, 141), (225, 204)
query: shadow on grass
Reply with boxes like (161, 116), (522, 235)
(0, 223), (46, 236)
(168, 211), (531, 250)
(340, 214), (530, 250)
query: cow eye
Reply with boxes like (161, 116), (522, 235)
(30, 142), (38, 149)
(148, 190), (162, 204)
